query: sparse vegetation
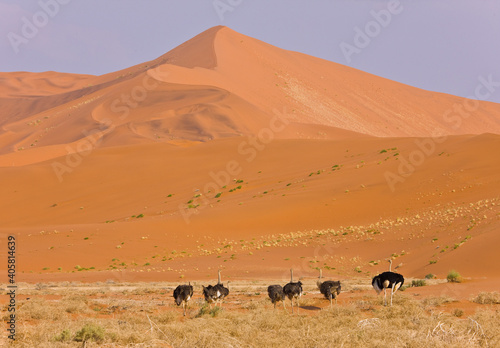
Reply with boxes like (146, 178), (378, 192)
(10, 281), (498, 347)
(472, 292), (500, 304)
(74, 323), (105, 343)
(229, 185), (242, 192)
(411, 279), (427, 287)
(54, 329), (72, 342)
(447, 270), (462, 283)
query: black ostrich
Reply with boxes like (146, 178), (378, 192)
(317, 269), (341, 308)
(372, 260), (404, 306)
(283, 269), (303, 314)
(173, 283), (194, 316)
(267, 285), (285, 309)
(202, 285), (218, 308)
(211, 270), (230, 307)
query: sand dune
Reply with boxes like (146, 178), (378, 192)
(0, 26), (499, 296)
(2, 26), (500, 165)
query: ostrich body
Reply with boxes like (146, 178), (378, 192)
(267, 285), (286, 309)
(372, 261), (404, 306)
(283, 269), (303, 314)
(317, 269), (341, 308)
(202, 285), (218, 308)
(173, 283), (193, 316)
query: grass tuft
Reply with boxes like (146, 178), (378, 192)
(471, 292), (500, 305)
(411, 279), (427, 287)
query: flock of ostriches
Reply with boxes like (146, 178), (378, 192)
(173, 260), (404, 316)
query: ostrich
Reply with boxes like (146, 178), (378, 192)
(283, 269), (303, 314)
(212, 269), (230, 307)
(202, 285), (218, 308)
(317, 269), (341, 308)
(173, 282), (194, 316)
(372, 260), (404, 306)
(267, 285), (286, 309)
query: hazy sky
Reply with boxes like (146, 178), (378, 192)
(1, 0), (499, 103)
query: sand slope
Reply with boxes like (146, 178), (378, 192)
(0, 133), (499, 286)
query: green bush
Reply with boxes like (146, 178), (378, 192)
(411, 280), (426, 287)
(54, 329), (71, 342)
(74, 323), (105, 343)
(447, 270), (462, 283)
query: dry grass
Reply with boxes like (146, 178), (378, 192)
(1, 281), (499, 347)
(472, 292), (500, 305)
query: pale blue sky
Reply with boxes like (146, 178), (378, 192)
(1, 0), (499, 103)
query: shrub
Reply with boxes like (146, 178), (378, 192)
(447, 270), (462, 283)
(62, 295), (89, 314)
(74, 323), (105, 343)
(472, 292), (500, 304)
(196, 304), (222, 318)
(411, 280), (426, 287)
(210, 306), (222, 317)
(54, 329), (71, 342)
(20, 298), (61, 320)
(424, 273), (435, 279)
